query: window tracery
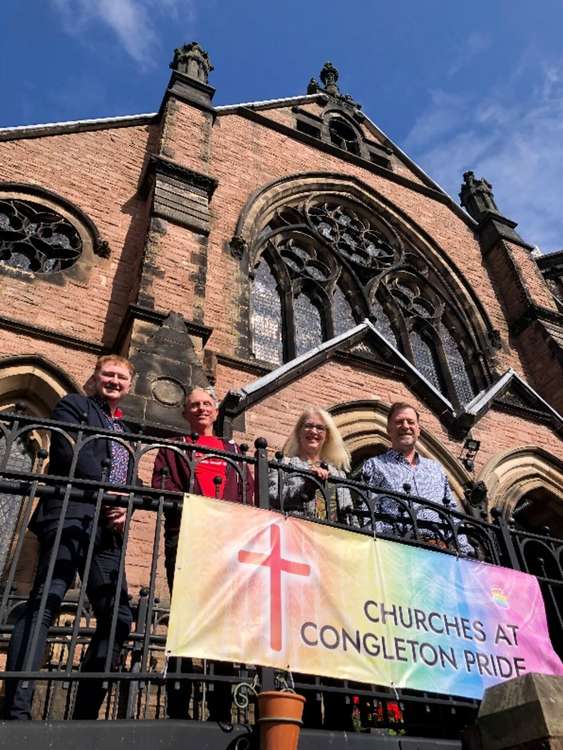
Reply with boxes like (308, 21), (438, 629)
(0, 199), (83, 273)
(250, 194), (481, 405)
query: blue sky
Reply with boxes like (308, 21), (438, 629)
(2, 0), (563, 252)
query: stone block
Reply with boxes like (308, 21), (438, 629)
(475, 673), (563, 750)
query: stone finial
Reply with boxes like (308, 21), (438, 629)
(460, 170), (500, 222)
(170, 42), (214, 84)
(319, 61), (340, 96)
(307, 61), (361, 109)
(307, 77), (320, 95)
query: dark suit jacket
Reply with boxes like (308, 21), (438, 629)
(31, 393), (132, 531)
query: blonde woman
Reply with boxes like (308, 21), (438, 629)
(269, 406), (356, 729)
(269, 407), (354, 524)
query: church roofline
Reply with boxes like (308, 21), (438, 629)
(0, 89), (475, 228)
(215, 87), (477, 227)
(224, 319), (453, 418)
(461, 369), (563, 429)
(221, 323), (562, 437)
(357, 112), (477, 227)
(215, 94), (322, 113)
(0, 112), (157, 142)
(216, 97), (478, 231)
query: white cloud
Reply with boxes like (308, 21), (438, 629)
(447, 32), (491, 78)
(405, 91), (468, 149)
(405, 60), (563, 252)
(50, 0), (195, 69)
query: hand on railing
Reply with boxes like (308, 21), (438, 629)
(103, 492), (129, 532)
(309, 464), (330, 482)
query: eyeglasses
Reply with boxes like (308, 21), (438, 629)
(302, 422), (327, 433)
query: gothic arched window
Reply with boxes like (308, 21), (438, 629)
(327, 118), (361, 156)
(249, 194), (482, 406)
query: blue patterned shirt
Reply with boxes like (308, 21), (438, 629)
(361, 449), (460, 544)
(93, 397), (129, 486)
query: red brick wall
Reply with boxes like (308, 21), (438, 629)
(160, 99), (214, 173)
(0, 124), (154, 346)
(0, 329), (96, 386)
(1, 88), (561, 601)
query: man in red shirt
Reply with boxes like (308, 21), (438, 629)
(151, 386), (253, 721)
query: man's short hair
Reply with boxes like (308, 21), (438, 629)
(387, 401), (420, 426)
(94, 354), (135, 378)
(185, 384), (218, 407)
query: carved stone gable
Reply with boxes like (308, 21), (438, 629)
(494, 381), (554, 422)
(123, 311), (210, 431)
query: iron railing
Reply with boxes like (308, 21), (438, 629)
(0, 407), (561, 736)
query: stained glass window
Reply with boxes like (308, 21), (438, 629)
(370, 296), (398, 348)
(440, 324), (475, 404)
(251, 261), (283, 365)
(333, 286), (356, 336)
(308, 203), (397, 271)
(294, 293), (323, 356)
(410, 331), (443, 392)
(0, 199), (82, 273)
(249, 196), (486, 402)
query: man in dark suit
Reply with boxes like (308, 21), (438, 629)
(4, 355), (135, 720)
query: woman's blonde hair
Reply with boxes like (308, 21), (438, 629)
(283, 407), (351, 471)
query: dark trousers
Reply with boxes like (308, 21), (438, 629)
(165, 518), (233, 722)
(4, 520), (132, 720)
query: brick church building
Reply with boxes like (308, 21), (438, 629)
(0, 42), (562, 595)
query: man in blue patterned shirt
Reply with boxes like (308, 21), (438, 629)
(361, 402), (461, 547)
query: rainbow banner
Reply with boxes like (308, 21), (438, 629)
(166, 495), (563, 700)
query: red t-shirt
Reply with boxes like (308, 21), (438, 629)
(190, 435), (228, 499)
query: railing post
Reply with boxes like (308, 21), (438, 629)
(491, 508), (520, 570)
(254, 437), (270, 509)
(122, 588), (149, 719)
(253, 437), (276, 691)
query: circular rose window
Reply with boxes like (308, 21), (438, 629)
(0, 199), (83, 273)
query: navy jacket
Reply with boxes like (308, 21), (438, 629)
(31, 394), (132, 531)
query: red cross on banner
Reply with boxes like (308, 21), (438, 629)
(238, 523), (311, 651)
